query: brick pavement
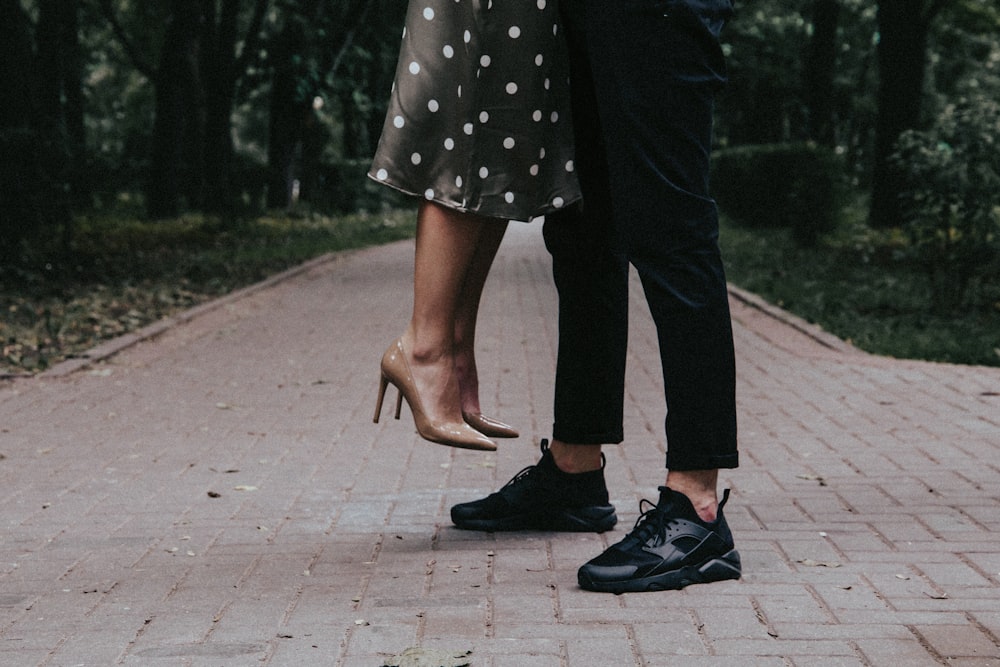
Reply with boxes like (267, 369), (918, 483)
(1, 222), (999, 666)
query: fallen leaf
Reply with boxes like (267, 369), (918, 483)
(207, 491), (221, 498)
(796, 474), (827, 486)
(797, 558), (841, 568)
(382, 647), (472, 667)
(234, 485), (257, 491)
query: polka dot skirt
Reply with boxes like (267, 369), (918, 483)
(368, 0), (581, 221)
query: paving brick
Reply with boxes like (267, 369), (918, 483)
(631, 621), (708, 656)
(853, 637), (949, 666)
(911, 623), (1000, 661)
(1, 226), (998, 665)
(711, 638), (858, 656)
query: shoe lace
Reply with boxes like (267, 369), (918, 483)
(498, 439), (549, 494)
(624, 498), (672, 548)
(500, 463), (539, 491)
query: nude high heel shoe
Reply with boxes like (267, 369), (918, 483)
(374, 339), (497, 451)
(463, 412), (519, 438)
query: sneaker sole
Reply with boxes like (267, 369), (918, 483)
(578, 549), (742, 593)
(452, 505), (618, 533)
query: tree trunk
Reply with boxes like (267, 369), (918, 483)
(63, 2), (86, 208)
(0, 0), (75, 259)
(265, 6), (318, 211)
(200, 0), (239, 217)
(36, 0), (84, 220)
(147, 0), (204, 219)
(804, 0), (840, 147)
(265, 51), (313, 210)
(870, 0), (949, 228)
(0, 0), (39, 260)
(0, 1), (34, 130)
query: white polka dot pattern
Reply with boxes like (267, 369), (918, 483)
(367, 0), (580, 221)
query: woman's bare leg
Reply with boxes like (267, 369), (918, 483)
(401, 201), (490, 426)
(453, 221), (508, 414)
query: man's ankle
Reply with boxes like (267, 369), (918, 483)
(548, 440), (603, 474)
(665, 470), (720, 523)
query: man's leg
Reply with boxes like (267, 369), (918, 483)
(448, 0), (627, 534)
(574, 0), (741, 592)
(583, 0), (738, 481)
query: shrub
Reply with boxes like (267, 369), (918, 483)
(309, 158), (407, 214)
(712, 142), (843, 246)
(0, 126), (72, 265)
(890, 97), (1000, 313)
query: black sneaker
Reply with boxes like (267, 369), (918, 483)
(450, 440), (618, 532)
(577, 486), (741, 593)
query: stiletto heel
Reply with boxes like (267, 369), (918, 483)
(374, 374), (389, 423)
(375, 338), (497, 451)
(463, 411), (519, 438)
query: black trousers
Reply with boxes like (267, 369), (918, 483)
(544, 0), (738, 471)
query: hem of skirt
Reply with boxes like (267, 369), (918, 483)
(366, 172), (582, 223)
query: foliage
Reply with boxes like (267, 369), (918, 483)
(720, 0), (878, 155)
(0, 127), (71, 263)
(719, 209), (1000, 367)
(712, 143), (843, 246)
(721, 1), (812, 145)
(0, 208), (416, 375)
(2, 0), (1000, 369)
(890, 96), (1000, 313)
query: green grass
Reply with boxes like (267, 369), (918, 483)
(719, 214), (1000, 367)
(3, 204), (998, 376)
(1, 209), (416, 375)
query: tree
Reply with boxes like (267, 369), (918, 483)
(265, 0), (324, 210)
(869, 0), (952, 228)
(102, 0), (269, 219)
(0, 0), (41, 263)
(199, 0), (268, 216)
(263, 0), (378, 211)
(0, 0), (75, 263)
(145, 0), (204, 219)
(720, 1), (811, 145)
(36, 0), (85, 206)
(804, 0), (841, 146)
